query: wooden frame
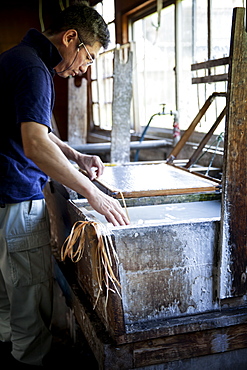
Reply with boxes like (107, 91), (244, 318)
(91, 162), (220, 199)
(167, 92), (226, 163)
(218, 7), (247, 298)
(191, 57), (229, 84)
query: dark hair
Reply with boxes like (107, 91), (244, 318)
(45, 1), (110, 49)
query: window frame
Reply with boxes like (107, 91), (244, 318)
(89, 0), (244, 136)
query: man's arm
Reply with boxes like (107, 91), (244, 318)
(21, 122), (129, 226)
(49, 132), (104, 180)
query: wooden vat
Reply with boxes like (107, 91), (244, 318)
(67, 198), (221, 339)
(45, 163), (247, 369)
(73, 163), (222, 339)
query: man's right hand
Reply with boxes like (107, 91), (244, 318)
(86, 186), (130, 226)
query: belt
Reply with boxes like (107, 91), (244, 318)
(0, 204), (6, 208)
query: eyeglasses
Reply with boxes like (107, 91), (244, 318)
(78, 35), (94, 66)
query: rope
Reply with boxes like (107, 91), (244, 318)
(61, 220), (121, 309)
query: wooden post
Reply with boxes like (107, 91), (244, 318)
(111, 47), (132, 163)
(218, 7), (247, 298)
(68, 77), (87, 145)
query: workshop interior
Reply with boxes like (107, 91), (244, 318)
(1, 0), (247, 369)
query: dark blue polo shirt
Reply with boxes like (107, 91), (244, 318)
(0, 29), (62, 203)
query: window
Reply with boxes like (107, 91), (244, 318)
(91, 0), (115, 130)
(94, 0), (116, 50)
(91, 0), (245, 135)
(189, 0), (245, 133)
(91, 51), (114, 130)
(130, 0), (245, 134)
(211, 0), (245, 60)
(132, 4), (176, 132)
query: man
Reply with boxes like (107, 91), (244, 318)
(0, 2), (129, 367)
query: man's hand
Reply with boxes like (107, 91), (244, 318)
(76, 153), (104, 180)
(87, 186), (130, 226)
(22, 123), (130, 226)
(49, 133), (104, 180)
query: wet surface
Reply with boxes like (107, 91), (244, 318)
(97, 163), (219, 195)
(87, 200), (221, 226)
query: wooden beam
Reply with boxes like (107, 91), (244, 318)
(185, 106), (226, 169)
(166, 92), (226, 163)
(218, 7), (247, 298)
(192, 73), (228, 84)
(133, 324), (247, 368)
(68, 77), (87, 145)
(191, 57), (229, 84)
(191, 57), (230, 71)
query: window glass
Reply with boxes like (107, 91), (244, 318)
(132, 4), (176, 131)
(211, 0), (245, 59)
(94, 0), (115, 50)
(189, 0), (244, 134)
(91, 51), (114, 130)
(130, 0), (244, 134)
(193, 0), (207, 63)
(91, 1), (115, 129)
(91, 0), (245, 134)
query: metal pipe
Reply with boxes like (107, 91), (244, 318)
(134, 104), (176, 161)
(71, 139), (171, 155)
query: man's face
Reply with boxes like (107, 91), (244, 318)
(55, 39), (102, 78)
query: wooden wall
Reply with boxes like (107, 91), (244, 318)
(0, 0), (162, 141)
(115, 0), (155, 44)
(0, 0), (69, 140)
(114, 0), (174, 44)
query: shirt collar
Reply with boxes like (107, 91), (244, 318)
(21, 29), (62, 74)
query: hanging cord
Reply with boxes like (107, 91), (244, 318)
(61, 220), (122, 309)
(152, 0), (162, 44)
(205, 132), (224, 176)
(39, 0), (45, 32)
(119, 190), (130, 221)
(59, 0), (65, 11)
(61, 167), (130, 310)
(38, 0), (70, 32)
(152, 0), (162, 30)
(194, 132), (224, 176)
(62, 166), (131, 309)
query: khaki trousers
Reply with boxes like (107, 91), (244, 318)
(0, 199), (53, 366)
